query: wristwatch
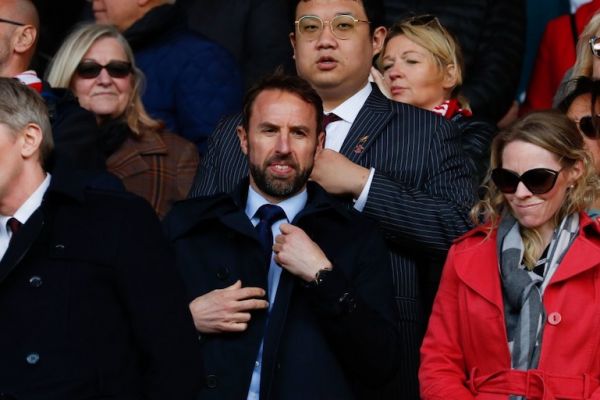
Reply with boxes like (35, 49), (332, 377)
(303, 266), (333, 288)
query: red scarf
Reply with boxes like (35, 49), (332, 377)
(431, 99), (472, 119)
(14, 70), (43, 93)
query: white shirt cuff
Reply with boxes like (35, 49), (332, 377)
(353, 168), (375, 211)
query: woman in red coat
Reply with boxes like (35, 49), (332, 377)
(420, 110), (600, 399)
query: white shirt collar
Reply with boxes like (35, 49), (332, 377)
(0, 173), (51, 234)
(325, 82), (372, 124)
(245, 185), (307, 225)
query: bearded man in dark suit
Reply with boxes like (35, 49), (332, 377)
(166, 73), (399, 399)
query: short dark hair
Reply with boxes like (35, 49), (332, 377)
(241, 71), (324, 135)
(293, 0), (385, 34)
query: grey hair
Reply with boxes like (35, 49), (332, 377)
(0, 77), (53, 165)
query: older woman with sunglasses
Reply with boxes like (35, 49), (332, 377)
(46, 23), (199, 219)
(372, 15), (495, 187)
(559, 76), (600, 217)
(420, 110), (600, 399)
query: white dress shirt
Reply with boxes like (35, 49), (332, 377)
(0, 173), (51, 260)
(323, 82), (375, 211)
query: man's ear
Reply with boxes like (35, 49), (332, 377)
(371, 26), (387, 56)
(20, 123), (43, 159)
(237, 125), (249, 155)
(12, 25), (37, 54)
(289, 32), (297, 60)
(317, 131), (325, 150)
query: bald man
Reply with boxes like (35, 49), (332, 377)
(0, 0), (39, 81)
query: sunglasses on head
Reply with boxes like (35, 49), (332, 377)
(405, 14), (441, 26)
(577, 115), (600, 138)
(75, 60), (132, 79)
(590, 36), (600, 57)
(491, 167), (563, 195)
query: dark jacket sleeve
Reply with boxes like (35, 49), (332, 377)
(364, 118), (475, 255)
(113, 196), (203, 399)
(302, 222), (401, 386)
(454, 115), (496, 189)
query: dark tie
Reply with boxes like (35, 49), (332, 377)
(7, 217), (22, 242)
(254, 204), (286, 265)
(322, 112), (341, 131)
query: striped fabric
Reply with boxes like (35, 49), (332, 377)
(189, 84), (476, 398)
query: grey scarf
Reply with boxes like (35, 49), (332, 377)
(497, 213), (579, 375)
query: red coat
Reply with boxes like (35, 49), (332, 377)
(521, 1), (600, 114)
(420, 212), (600, 399)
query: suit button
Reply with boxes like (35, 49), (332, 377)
(206, 374), (218, 388)
(29, 276), (42, 288)
(216, 266), (230, 281)
(548, 312), (562, 325)
(25, 353), (40, 365)
(52, 244), (65, 256)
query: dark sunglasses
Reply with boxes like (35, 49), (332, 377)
(577, 115), (600, 138)
(491, 167), (563, 195)
(404, 14), (442, 27)
(75, 60), (132, 79)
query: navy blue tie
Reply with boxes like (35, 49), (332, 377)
(254, 204), (286, 266)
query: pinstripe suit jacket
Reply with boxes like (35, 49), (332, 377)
(188, 84), (476, 398)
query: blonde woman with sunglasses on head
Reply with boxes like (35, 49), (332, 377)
(420, 110), (600, 399)
(46, 23), (199, 219)
(372, 15), (495, 187)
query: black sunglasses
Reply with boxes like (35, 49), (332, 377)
(75, 60), (132, 79)
(578, 115), (600, 138)
(491, 167), (563, 195)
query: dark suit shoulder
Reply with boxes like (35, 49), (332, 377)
(164, 192), (237, 238)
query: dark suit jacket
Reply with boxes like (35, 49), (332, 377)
(165, 181), (400, 400)
(0, 174), (202, 400)
(188, 84), (476, 398)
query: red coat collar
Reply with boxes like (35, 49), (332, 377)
(452, 212), (600, 310)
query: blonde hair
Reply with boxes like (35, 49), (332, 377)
(45, 23), (161, 135)
(472, 110), (600, 268)
(377, 15), (468, 108)
(572, 12), (600, 78)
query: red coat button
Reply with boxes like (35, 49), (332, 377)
(548, 312), (562, 325)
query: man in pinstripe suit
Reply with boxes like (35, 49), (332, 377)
(189, 0), (476, 397)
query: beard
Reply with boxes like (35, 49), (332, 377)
(249, 154), (313, 200)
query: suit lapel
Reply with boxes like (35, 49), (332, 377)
(339, 84), (394, 164)
(0, 208), (44, 284)
(454, 234), (505, 312)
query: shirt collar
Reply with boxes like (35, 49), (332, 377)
(0, 173), (51, 227)
(245, 185), (308, 224)
(325, 82), (372, 124)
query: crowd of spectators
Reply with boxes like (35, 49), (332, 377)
(2, 0), (600, 399)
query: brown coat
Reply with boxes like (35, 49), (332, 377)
(107, 129), (199, 219)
